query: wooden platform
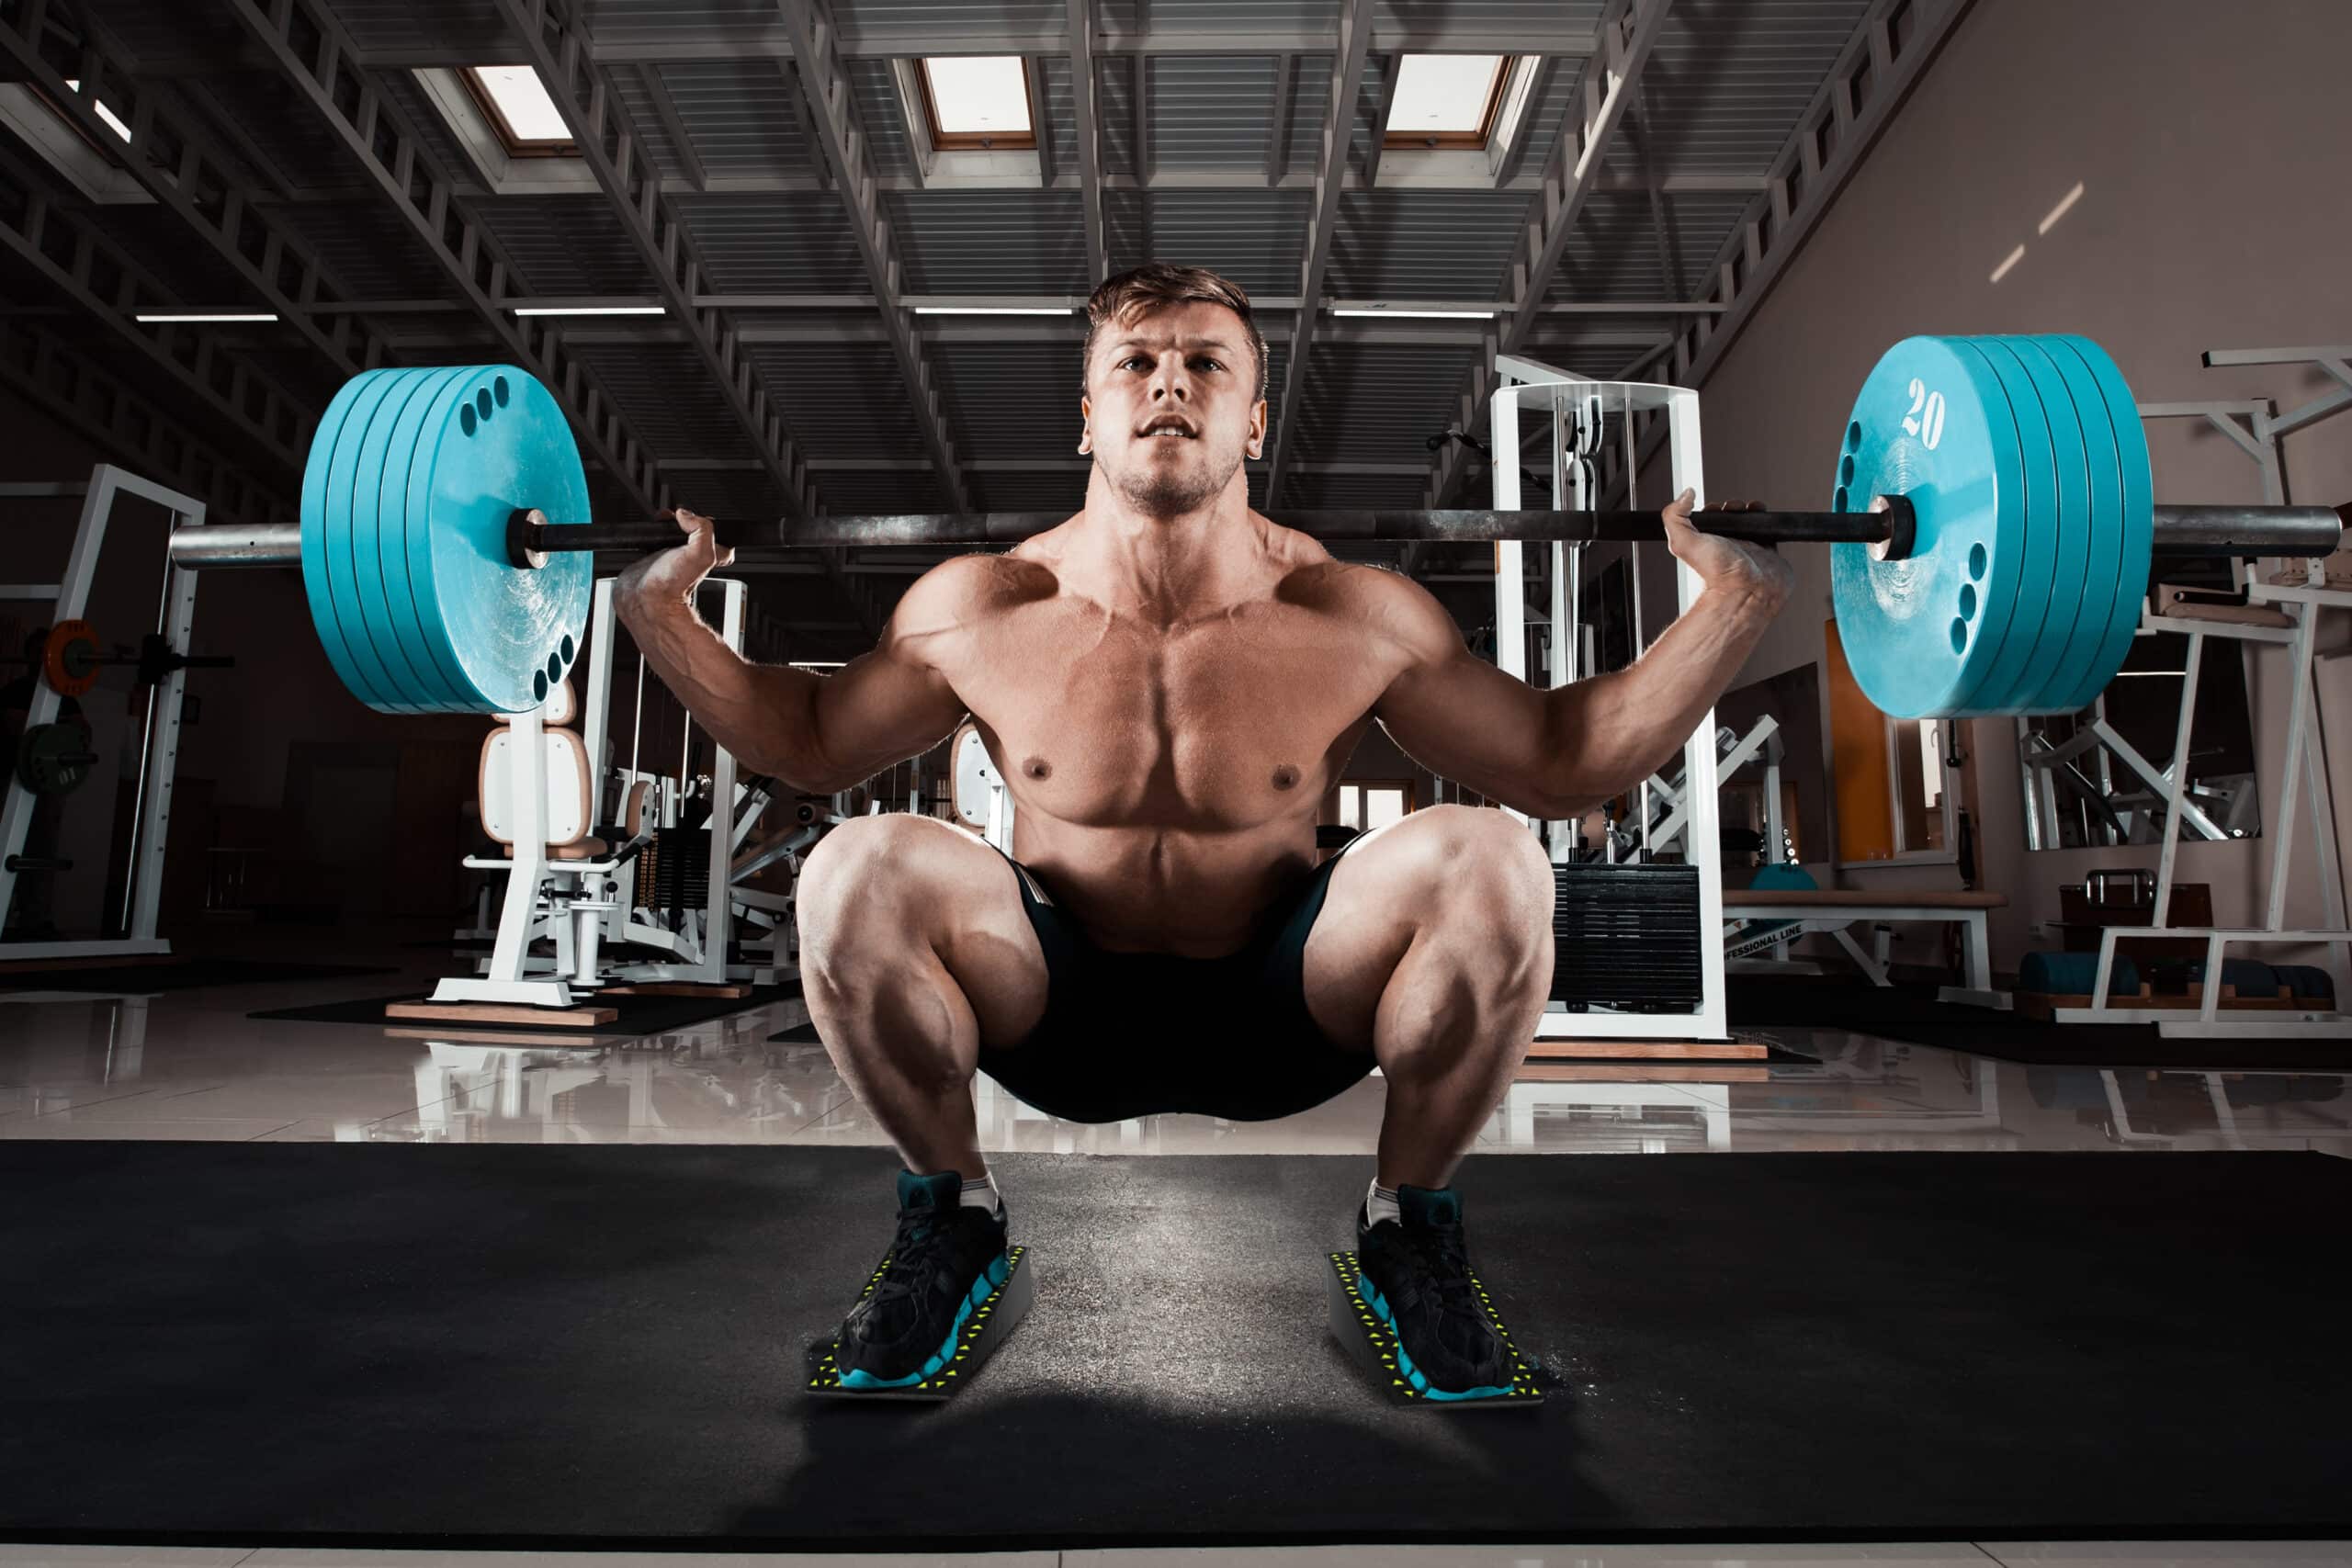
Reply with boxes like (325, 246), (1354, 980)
(1527, 1038), (1770, 1061)
(384, 999), (621, 1028)
(1516, 1063), (1771, 1084)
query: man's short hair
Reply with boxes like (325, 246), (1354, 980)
(1081, 264), (1268, 403)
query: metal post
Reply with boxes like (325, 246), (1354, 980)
(2265, 604), (2321, 930)
(582, 580), (617, 822)
(2150, 628), (2205, 926)
(1490, 372), (1529, 827)
(700, 579), (744, 983)
(1665, 383), (1726, 1042)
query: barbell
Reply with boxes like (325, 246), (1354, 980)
(162, 335), (2340, 721)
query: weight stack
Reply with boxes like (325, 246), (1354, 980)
(639, 828), (712, 916)
(1549, 863), (1703, 1012)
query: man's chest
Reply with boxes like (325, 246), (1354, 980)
(960, 602), (1387, 829)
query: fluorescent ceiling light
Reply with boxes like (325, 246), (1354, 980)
(135, 311), (278, 323)
(511, 305), (666, 317)
(921, 57), (1031, 136)
(1386, 55), (1504, 136)
(466, 65), (570, 142)
(912, 306), (1070, 316)
(62, 79), (131, 142)
(1332, 308), (1492, 319)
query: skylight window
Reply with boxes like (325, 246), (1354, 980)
(462, 65), (574, 155)
(62, 80), (130, 143)
(1383, 55), (1511, 149)
(918, 57), (1035, 150)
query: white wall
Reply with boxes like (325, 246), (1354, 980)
(1676, 0), (2352, 971)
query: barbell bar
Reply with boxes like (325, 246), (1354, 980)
(161, 336), (2342, 720)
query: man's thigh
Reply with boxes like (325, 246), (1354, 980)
(1299, 805), (1553, 1051)
(799, 815), (1050, 1053)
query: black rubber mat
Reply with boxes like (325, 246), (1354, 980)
(0, 959), (394, 993)
(1732, 976), (2352, 1070)
(1, 1144), (2344, 1550)
(252, 981), (801, 1035)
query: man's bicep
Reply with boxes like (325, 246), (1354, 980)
(1374, 646), (1559, 813)
(1362, 569), (1560, 815)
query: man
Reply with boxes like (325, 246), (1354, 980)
(615, 264), (1791, 1396)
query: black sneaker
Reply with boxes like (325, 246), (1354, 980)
(833, 1169), (1011, 1390)
(1354, 1184), (1515, 1400)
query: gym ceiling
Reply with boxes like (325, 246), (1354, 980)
(0, 0), (1925, 662)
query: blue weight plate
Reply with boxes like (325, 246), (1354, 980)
(2043, 335), (2154, 712)
(334, 367), (448, 713)
(2013, 335), (2122, 714)
(407, 368), (592, 713)
(375, 366), (478, 708)
(350, 367), (462, 710)
(1945, 338), (2057, 716)
(300, 371), (379, 709)
(1975, 337), (2096, 713)
(1831, 335), (2029, 718)
(317, 368), (431, 713)
(300, 372), (388, 712)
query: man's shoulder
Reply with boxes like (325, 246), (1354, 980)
(899, 548), (1057, 626)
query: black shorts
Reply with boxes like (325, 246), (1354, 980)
(973, 842), (1377, 1123)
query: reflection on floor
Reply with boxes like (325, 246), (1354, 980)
(3, 965), (2340, 1156)
(3, 922), (2345, 1568)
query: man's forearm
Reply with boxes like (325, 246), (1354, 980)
(614, 588), (822, 785)
(1544, 585), (1782, 811)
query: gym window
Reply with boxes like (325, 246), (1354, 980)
(1382, 55), (1512, 151)
(1337, 782), (1416, 832)
(460, 65), (575, 157)
(917, 57), (1035, 151)
(59, 80), (130, 144)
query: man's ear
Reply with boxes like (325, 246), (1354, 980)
(1078, 392), (1092, 456)
(1246, 398), (1267, 460)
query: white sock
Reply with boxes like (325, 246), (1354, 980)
(1364, 1179), (1401, 1229)
(959, 1171), (1004, 1222)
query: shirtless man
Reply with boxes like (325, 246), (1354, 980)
(615, 264), (1792, 1397)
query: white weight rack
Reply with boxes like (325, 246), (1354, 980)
(1487, 356), (1728, 1043)
(0, 465), (204, 964)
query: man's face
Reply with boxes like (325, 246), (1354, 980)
(1080, 300), (1267, 517)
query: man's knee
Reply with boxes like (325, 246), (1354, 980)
(797, 815), (967, 946)
(1409, 806), (1556, 929)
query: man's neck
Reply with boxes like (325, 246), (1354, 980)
(1069, 479), (1266, 624)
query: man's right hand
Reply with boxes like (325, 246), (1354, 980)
(614, 507), (734, 615)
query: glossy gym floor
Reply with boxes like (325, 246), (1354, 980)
(5, 920), (2346, 1568)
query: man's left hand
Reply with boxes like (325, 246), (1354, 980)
(1660, 488), (1796, 609)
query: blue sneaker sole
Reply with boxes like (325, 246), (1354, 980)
(837, 1249), (1012, 1390)
(1354, 1269), (1517, 1402)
